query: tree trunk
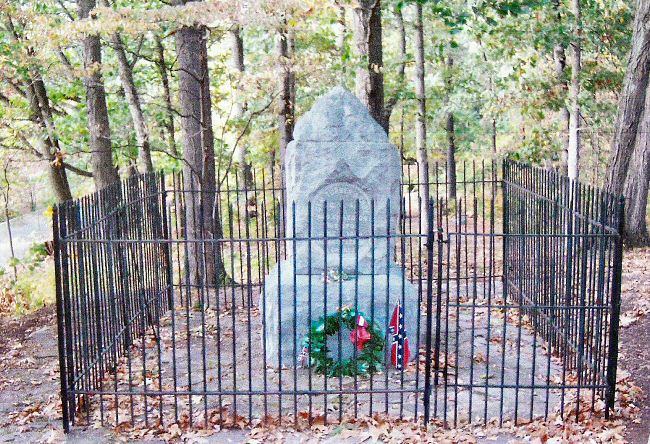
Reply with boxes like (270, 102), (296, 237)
(175, 1), (225, 286)
(229, 26), (253, 191)
(336, 3), (346, 71)
(567, 0), (581, 180)
(395, 6), (406, 84)
(155, 35), (178, 157)
(445, 56), (457, 201)
(446, 112), (457, 201)
(199, 33), (218, 239)
(414, 3), (429, 235)
(111, 33), (154, 173)
(553, 0), (570, 174)
(5, 18), (74, 202)
(28, 77), (74, 202)
(554, 45), (570, 173)
(623, 94), (650, 246)
(126, 161), (139, 177)
(78, 0), (119, 189)
(353, 0), (386, 132)
(2, 170), (17, 280)
(383, 4), (406, 126)
(277, 22), (294, 236)
(48, 164), (74, 202)
(606, 0), (650, 197)
(491, 118), (497, 155)
(288, 28), (296, 121)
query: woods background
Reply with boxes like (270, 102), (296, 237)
(0, 0), (648, 251)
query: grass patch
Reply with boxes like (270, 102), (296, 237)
(0, 243), (55, 316)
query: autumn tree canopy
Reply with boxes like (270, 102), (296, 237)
(1, 0), (646, 242)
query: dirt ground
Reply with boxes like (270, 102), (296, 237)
(0, 248), (648, 443)
(0, 304), (55, 355)
(617, 247), (650, 444)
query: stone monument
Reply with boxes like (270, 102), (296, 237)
(262, 86), (421, 367)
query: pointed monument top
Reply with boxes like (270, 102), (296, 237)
(293, 86), (389, 143)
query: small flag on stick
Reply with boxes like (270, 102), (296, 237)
(389, 304), (410, 369)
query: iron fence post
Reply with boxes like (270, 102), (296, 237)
(53, 205), (70, 433)
(605, 196), (625, 417)
(115, 181), (133, 351)
(423, 198), (436, 426)
(502, 160), (510, 298)
(160, 174), (174, 310)
(433, 221), (444, 388)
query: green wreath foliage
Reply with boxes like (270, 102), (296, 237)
(302, 307), (385, 377)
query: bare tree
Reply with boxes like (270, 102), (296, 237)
(78, 0), (119, 189)
(353, 0), (386, 131)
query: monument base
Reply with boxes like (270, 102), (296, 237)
(261, 260), (423, 368)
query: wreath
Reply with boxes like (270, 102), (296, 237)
(301, 306), (384, 377)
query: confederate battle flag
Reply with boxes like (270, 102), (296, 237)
(389, 304), (410, 370)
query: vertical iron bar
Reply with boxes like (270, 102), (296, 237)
(423, 198), (435, 426)
(353, 199), (360, 418)
(499, 160), (509, 426)
(337, 201), (344, 422)
(605, 197), (624, 417)
(161, 175), (180, 422)
(291, 201), (298, 425)
(384, 200), (391, 414)
(307, 201), (313, 423)
(53, 205), (71, 433)
(368, 199), (376, 417)
(433, 208), (444, 389)
(322, 201), (328, 422)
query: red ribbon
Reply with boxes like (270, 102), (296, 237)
(350, 315), (371, 351)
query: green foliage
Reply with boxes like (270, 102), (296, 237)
(24, 242), (48, 267)
(0, 254), (55, 316)
(0, 0), (632, 187)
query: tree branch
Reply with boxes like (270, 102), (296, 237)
(56, 49), (78, 79)
(55, 0), (76, 21)
(63, 162), (94, 177)
(217, 93), (277, 190)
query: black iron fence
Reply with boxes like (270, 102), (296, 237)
(502, 162), (624, 420)
(53, 160), (624, 432)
